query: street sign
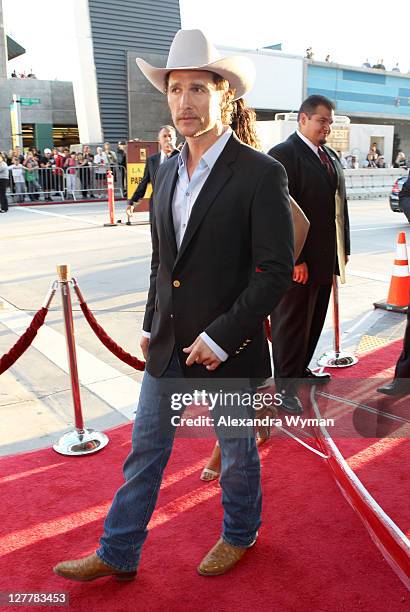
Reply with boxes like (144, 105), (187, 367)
(20, 97), (41, 106)
(10, 99), (22, 148)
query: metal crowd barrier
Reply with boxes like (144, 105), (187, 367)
(7, 166), (64, 203)
(345, 168), (408, 200)
(65, 164), (125, 201)
(7, 164), (125, 204)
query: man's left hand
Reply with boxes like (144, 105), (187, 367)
(345, 255), (349, 264)
(183, 337), (222, 371)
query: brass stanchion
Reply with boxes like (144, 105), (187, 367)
(53, 264), (109, 456)
(317, 275), (358, 368)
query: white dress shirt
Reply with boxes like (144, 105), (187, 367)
(296, 130), (321, 159)
(142, 127), (232, 363)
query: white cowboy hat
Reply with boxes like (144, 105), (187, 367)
(136, 29), (255, 100)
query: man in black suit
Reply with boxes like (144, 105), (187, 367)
(126, 125), (178, 223)
(54, 29), (294, 582)
(268, 95), (350, 414)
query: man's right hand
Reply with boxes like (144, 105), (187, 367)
(126, 202), (134, 217)
(140, 336), (150, 360)
(293, 262), (309, 284)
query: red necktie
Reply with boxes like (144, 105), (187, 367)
(318, 148), (335, 176)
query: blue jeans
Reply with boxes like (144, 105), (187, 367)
(97, 351), (261, 571)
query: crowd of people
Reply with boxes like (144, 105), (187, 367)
(1, 137), (407, 214)
(336, 145), (409, 170)
(0, 142), (127, 210)
(361, 145), (409, 169)
(305, 49), (406, 72)
(10, 69), (37, 79)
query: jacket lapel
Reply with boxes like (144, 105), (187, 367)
(156, 158), (179, 259)
(291, 133), (335, 188)
(152, 152), (161, 173)
(150, 153), (161, 188)
(324, 145), (347, 283)
(174, 134), (240, 267)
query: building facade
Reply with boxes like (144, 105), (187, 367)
(3, 0), (410, 159)
(307, 62), (410, 156)
(85, 0), (181, 142)
(0, 0), (78, 151)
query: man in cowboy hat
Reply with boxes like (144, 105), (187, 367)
(53, 29), (294, 582)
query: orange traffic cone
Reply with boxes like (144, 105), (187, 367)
(374, 232), (410, 313)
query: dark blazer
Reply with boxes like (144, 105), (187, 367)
(268, 132), (350, 285)
(129, 149), (179, 204)
(142, 134), (294, 380)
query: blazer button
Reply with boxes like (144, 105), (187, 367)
(173, 280), (181, 288)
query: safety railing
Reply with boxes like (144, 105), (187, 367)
(7, 166), (64, 203)
(64, 164), (125, 201)
(6, 164), (126, 204)
(345, 168), (408, 200)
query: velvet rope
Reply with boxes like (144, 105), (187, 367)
(74, 281), (270, 368)
(0, 307), (48, 375)
(264, 317), (272, 343)
(78, 300), (145, 371)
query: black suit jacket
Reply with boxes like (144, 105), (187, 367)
(130, 150), (179, 204)
(142, 134), (294, 379)
(268, 132), (350, 284)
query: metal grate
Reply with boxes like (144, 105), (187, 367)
(357, 334), (389, 354)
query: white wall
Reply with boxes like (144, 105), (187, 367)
(256, 120), (395, 165)
(218, 47), (304, 111)
(256, 121), (290, 153)
(70, 0), (103, 144)
(349, 124), (394, 166)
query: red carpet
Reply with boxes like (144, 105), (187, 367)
(0, 421), (408, 611)
(315, 338), (410, 541)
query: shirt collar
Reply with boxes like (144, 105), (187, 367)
(296, 129), (320, 157)
(178, 127), (232, 174)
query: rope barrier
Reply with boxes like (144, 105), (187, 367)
(0, 307), (48, 375)
(73, 278), (270, 368)
(0, 274), (270, 377)
(72, 279), (145, 371)
(0, 281), (58, 376)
